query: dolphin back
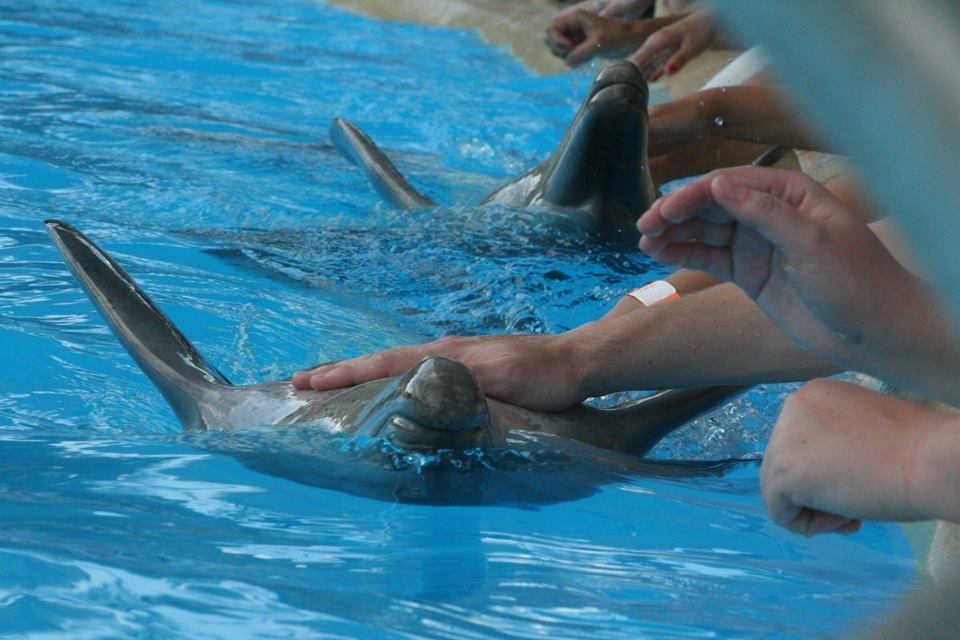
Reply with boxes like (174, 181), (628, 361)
(329, 118), (435, 209)
(45, 220), (231, 429)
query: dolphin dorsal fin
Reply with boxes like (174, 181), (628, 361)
(329, 118), (435, 210)
(46, 220), (231, 429)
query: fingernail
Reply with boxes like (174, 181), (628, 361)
(666, 63), (678, 74)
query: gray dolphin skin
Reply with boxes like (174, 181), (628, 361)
(330, 60), (657, 243)
(46, 220), (742, 458)
(328, 117), (436, 210)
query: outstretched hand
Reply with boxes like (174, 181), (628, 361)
(292, 334), (587, 412)
(636, 167), (950, 385)
(629, 9), (715, 80)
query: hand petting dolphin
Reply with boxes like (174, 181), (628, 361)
(330, 60), (658, 244)
(46, 220), (743, 458)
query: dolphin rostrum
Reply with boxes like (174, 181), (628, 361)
(46, 220), (743, 457)
(330, 60), (658, 244)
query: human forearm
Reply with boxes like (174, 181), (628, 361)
(605, 269), (722, 318)
(917, 414), (960, 523)
(855, 272), (960, 407)
(565, 282), (837, 396)
(699, 85), (826, 152)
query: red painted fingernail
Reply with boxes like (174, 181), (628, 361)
(666, 63), (678, 74)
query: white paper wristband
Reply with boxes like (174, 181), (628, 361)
(627, 280), (680, 306)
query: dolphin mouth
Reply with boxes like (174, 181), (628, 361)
(587, 81), (648, 109)
(374, 413), (494, 450)
(587, 60), (649, 107)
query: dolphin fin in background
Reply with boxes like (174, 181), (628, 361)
(329, 118), (436, 209)
(45, 220), (232, 430)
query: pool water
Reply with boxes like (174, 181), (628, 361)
(0, 1), (915, 637)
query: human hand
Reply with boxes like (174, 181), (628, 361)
(292, 334), (587, 412)
(762, 379), (952, 535)
(629, 9), (715, 80)
(637, 167), (930, 377)
(545, 10), (636, 66)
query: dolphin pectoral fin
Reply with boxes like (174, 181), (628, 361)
(45, 220), (231, 430)
(329, 118), (435, 210)
(592, 385), (749, 456)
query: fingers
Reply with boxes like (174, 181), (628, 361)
(546, 11), (595, 62)
(636, 181), (734, 238)
(565, 37), (600, 66)
(545, 19), (575, 58)
(637, 168), (827, 249)
(762, 469), (860, 537)
(292, 345), (429, 391)
(629, 28), (677, 80)
(709, 173), (821, 252)
(639, 233), (733, 279)
(663, 41), (693, 76)
(630, 42), (674, 80)
(792, 509), (862, 537)
(554, 12), (602, 66)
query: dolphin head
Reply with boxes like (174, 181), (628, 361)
(526, 60), (658, 242)
(354, 357), (503, 450)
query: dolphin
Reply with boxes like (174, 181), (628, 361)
(46, 219), (743, 459)
(330, 60), (658, 243)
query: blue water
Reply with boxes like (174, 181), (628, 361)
(0, 1), (916, 637)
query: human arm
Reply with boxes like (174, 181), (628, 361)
(555, 0), (656, 20)
(292, 280), (838, 410)
(545, 11), (685, 67)
(762, 378), (960, 535)
(605, 268), (719, 317)
(637, 166), (960, 406)
(647, 85), (827, 158)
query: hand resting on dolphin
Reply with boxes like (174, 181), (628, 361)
(46, 220), (743, 458)
(330, 60), (658, 244)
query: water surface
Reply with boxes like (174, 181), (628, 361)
(0, 1), (915, 637)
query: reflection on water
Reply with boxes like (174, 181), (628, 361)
(0, 0), (915, 638)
